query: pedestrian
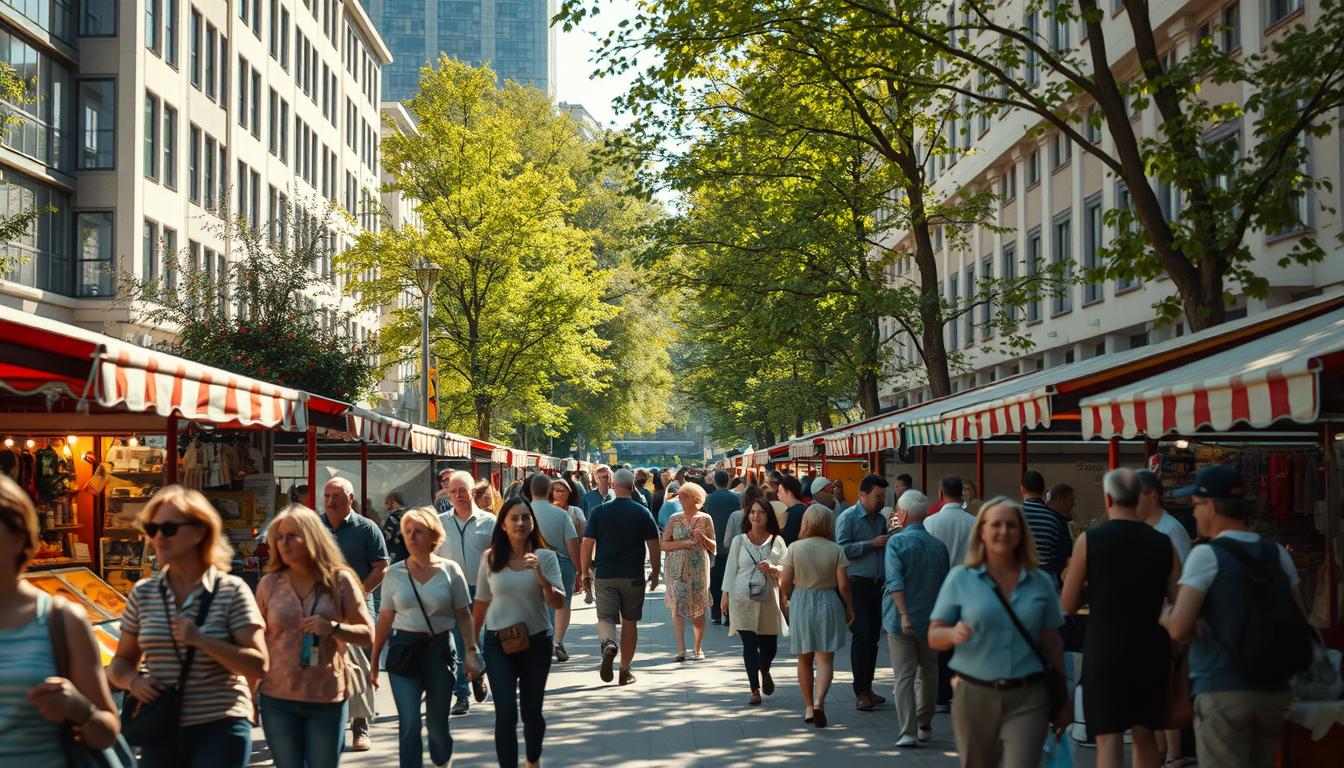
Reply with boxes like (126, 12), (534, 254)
(703, 468), (741, 626)
(780, 504), (854, 728)
(661, 482), (715, 661)
(634, 469), (654, 507)
(472, 497), (565, 768)
(321, 477), (389, 750)
(777, 475), (808, 544)
(929, 497), (1070, 768)
(651, 468), (667, 520)
(924, 474), (976, 714)
(893, 473), (913, 499)
(109, 485), (268, 768)
(657, 481), (682, 530)
(256, 505), (376, 768)
(1061, 469), (1178, 768)
(1162, 465), (1311, 768)
(835, 473), (891, 712)
(580, 468), (661, 685)
(371, 506), (480, 768)
(721, 494), (787, 706)
(527, 473), (581, 664)
(0, 474), (122, 760)
(551, 477), (592, 613)
(382, 492), (411, 564)
(884, 490), (950, 747)
(1045, 483), (1076, 528)
(581, 465), (615, 513)
(723, 483), (767, 551)
(475, 479), (500, 515)
(1020, 470), (1071, 587)
(810, 476), (844, 517)
(964, 479), (982, 517)
(436, 470), (496, 715)
(434, 469), (454, 515)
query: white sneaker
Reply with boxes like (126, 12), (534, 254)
(917, 726), (932, 742)
(896, 735), (919, 747)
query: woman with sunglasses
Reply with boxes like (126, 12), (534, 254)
(109, 485), (268, 768)
(721, 495), (787, 706)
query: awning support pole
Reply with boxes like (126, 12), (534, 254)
(306, 426), (318, 509)
(360, 440), (369, 516)
(976, 440), (985, 501)
(1018, 431), (1028, 478)
(920, 446), (928, 492)
(166, 416), (179, 484)
(1107, 437), (1120, 470)
(1325, 423), (1339, 628)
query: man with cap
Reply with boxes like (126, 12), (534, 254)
(811, 476), (845, 518)
(1163, 465), (1308, 768)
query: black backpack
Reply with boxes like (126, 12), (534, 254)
(1208, 537), (1314, 688)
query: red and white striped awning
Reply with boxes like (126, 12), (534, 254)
(1080, 308), (1344, 439)
(824, 434), (852, 456)
(508, 450), (530, 469)
(748, 449), (771, 467)
(442, 432), (472, 459)
(490, 447), (509, 464)
(849, 423), (900, 454)
(409, 424), (444, 455)
(345, 407), (411, 448)
(942, 389), (1052, 442)
(788, 439), (819, 459)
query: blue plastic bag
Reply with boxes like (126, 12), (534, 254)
(1041, 732), (1074, 768)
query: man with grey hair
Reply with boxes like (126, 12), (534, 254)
(581, 467), (661, 686)
(581, 464), (615, 513)
(437, 469), (496, 714)
(529, 472), (582, 661)
(883, 489), (950, 746)
(704, 468), (741, 624)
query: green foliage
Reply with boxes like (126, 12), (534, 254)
(0, 62), (53, 276)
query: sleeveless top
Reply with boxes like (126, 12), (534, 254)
(0, 591), (63, 760)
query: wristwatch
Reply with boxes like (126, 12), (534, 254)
(330, 620), (341, 635)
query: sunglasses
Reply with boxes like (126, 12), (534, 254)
(143, 520), (202, 538)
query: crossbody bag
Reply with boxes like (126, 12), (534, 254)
(120, 580), (216, 746)
(385, 564), (456, 677)
(986, 578), (1067, 720)
(741, 535), (777, 601)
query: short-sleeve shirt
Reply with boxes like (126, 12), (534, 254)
(1154, 510), (1193, 563)
(581, 488), (614, 514)
(381, 558), (471, 635)
(703, 488), (742, 553)
(780, 503), (807, 544)
(322, 511), (390, 585)
(583, 497), (659, 579)
(121, 567), (264, 727)
(1022, 498), (1071, 583)
(256, 570), (371, 703)
(437, 508), (497, 587)
(781, 537), (849, 590)
(475, 549), (564, 635)
(531, 500), (579, 565)
(835, 504), (888, 580)
(1178, 530), (1299, 592)
(882, 522), (951, 636)
(924, 502), (976, 568)
(930, 564), (1064, 682)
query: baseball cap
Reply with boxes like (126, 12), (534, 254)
(811, 476), (833, 495)
(1173, 464), (1245, 500)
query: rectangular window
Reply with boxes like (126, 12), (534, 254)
(218, 143), (228, 217)
(81, 0), (118, 35)
(980, 256), (994, 338)
(1051, 134), (1071, 170)
(280, 8), (290, 69)
(142, 218), (159, 281)
(76, 212), (115, 297)
(1085, 105), (1102, 144)
(1083, 194), (1103, 303)
(163, 105), (177, 188)
(189, 124), (200, 202)
(963, 264), (975, 347)
(164, 0), (178, 65)
(1052, 213), (1072, 315)
(144, 93), (160, 180)
(250, 170), (260, 231)
(1026, 12), (1041, 86)
(78, 79), (115, 170)
(1027, 150), (1041, 187)
(189, 9), (201, 86)
(252, 0), (261, 35)
(1223, 3), (1241, 51)
(146, 0), (160, 53)
(269, 0), (279, 57)
(268, 89), (278, 154)
(237, 56), (248, 125)
(163, 227), (177, 289)
(203, 135), (216, 209)
(279, 100), (289, 162)
(1268, 0), (1302, 25)
(1001, 242), (1018, 324)
(1051, 1), (1070, 51)
(250, 70), (261, 137)
(237, 160), (248, 222)
(205, 24), (216, 99)
(949, 273), (960, 351)
(1027, 228), (1043, 322)
(219, 35), (228, 105)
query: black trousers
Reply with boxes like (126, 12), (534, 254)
(737, 630), (778, 691)
(848, 578), (883, 694)
(709, 554), (728, 621)
(936, 649), (953, 705)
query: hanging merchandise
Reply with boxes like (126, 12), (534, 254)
(35, 442), (76, 502)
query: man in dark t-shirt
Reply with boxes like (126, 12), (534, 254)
(581, 468), (661, 686)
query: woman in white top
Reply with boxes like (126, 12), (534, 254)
(720, 495), (788, 707)
(371, 507), (479, 768)
(472, 497), (565, 768)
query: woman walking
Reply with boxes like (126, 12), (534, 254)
(780, 504), (854, 727)
(0, 475), (121, 760)
(109, 485), (268, 768)
(472, 497), (566, 767)
(548, 478), (587, 659)
(720, 496), (788, 706)
(929, 496), (1069, 768)
(256, 505), (375, 768)
(371, 507), (479, 768)
(661, 482), (715, 661)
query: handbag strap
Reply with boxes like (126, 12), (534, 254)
(986, 574), (1053, 673)
(46, 594), (70, 678)
(406, 562), (445, 646)
(160, 577), (217, 690)
(742, 535), (776, 583)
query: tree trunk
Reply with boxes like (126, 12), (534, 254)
(857, 369), (882, 417)
(905, 188), (952, 398)
(475, 394), (492, 440)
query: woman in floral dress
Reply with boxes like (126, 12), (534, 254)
(661, 483), (716, 661)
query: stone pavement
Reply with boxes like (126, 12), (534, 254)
(249, 587), (1100, 767)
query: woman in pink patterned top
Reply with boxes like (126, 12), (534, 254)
(256, 506), (374, 768)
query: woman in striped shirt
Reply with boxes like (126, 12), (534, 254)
(109, 485), (268, 768)
(0, 474), (121, 759)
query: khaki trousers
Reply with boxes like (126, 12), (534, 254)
(887, 632), (938, 739)
(1193, 690), (1292, 768)
(950, 676), (1049, 768)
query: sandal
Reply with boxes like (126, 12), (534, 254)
(674, 654), (686, 663)
(803, 708), (814, 723)
(813, 706), (828, 728)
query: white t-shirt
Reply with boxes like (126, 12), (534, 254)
(924, 503), (976, 568)
(1178, 530), (1299, 593)
(1153, 510), (1193, 563)
(475, 549), (564, 635)
(382, 558), (471, 634)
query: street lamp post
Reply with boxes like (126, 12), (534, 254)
(413, 261), (441, 426)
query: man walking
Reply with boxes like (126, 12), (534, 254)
(1137, 469), (1192, 562)
(704, 469), (741, 625)
(884, 490), (950, 746)
(581, 468), (661, 686)
(835, 473), (892, 711)
(1021, 470), (1071, 586)
(811, 476), (845, 517)
(582, 464), (616, 513)
(923, 474), (975, 714)
(529, 472), (582, 661)
(322, 477), (389, 752)
(436, 470), (496, 715)
(433, 468), (454, 514)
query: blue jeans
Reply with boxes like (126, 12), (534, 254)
(138, 715), (252, 768)
(483, 630), (553, 766)
(546, 560), (577, 628)
(259, 694), (348, 768)
(450, 584), (476, 699)
(388, 630), (456, 768)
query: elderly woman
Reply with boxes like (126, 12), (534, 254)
(721, 494), (788, 706)
(661, 482), (716, 661)
(0, 475), (121, 761)
(929, 496), (1069, 768)
(780, 504), (854, 728)
(109, 485), (268, 768)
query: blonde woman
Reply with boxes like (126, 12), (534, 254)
(661, 482), (715, 661)
(780, 504), (854, 728)
(0, 475), (121, 761)
(108, 485), (268, 768)
(474, 479), (500, 515)
(256, 505), (375, 768)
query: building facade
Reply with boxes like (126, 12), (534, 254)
(363, 0), (556, 102)
(878, 0), (1344, 409)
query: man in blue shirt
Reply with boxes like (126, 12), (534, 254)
(703, 468), (741, 624)
(581, 464), (615, 513)
(836, 473), (891, 711)
(884, 490), (950, 747)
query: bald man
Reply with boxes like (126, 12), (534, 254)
(437, 470), (497, 714)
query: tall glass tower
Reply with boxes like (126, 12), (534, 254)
(365, 0), (557, 101)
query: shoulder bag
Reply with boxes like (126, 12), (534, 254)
(47, 598), (136, 768)
(120, 579), (216, 746)
(384, 563), (456, 677)
(987, 577), (1068, 722)
(741, 536), (777, 602)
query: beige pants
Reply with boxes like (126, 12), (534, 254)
(950, 676), (1049, 768)
(887, 632), (938, 739)
(1193, 690), (1292, 768)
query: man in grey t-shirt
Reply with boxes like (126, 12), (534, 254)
(528, 473), (581, 661)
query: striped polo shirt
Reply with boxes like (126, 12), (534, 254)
(122, 566), (264, 726)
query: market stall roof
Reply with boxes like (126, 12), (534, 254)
(1080, 306), (1344, 439)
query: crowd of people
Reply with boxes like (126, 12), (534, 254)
(0, 453), (1321, 768)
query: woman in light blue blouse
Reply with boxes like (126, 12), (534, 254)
(929, 496), (1070, 768)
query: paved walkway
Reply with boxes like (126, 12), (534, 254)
(249, 587), (1099, 766)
